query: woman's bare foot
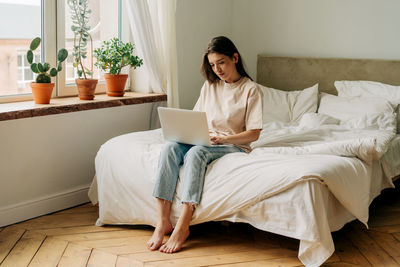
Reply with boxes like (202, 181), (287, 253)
(159, 226), (190, 253)
(147, 220), (173, 251)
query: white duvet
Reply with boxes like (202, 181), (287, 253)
(92, 115), (396, 267)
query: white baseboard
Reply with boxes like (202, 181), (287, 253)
(0, 184), (91, 227)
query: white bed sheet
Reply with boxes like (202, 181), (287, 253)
(88, 128), (399, 267)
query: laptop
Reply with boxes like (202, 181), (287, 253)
(158, 107), (212, 146)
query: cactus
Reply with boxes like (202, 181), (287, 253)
(26, 37), (68, 83)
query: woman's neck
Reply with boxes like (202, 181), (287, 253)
(224, 72), (242, 83)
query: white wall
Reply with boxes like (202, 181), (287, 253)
(176, 0), (233, 109)
(232, 0), (400, 80)
(0, 103), (155, 226)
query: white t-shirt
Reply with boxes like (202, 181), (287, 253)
(193, 77), (263, 152)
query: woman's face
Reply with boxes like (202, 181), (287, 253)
(208, 52), (240, 83)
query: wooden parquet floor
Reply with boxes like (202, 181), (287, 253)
(1, 181), (399, 267)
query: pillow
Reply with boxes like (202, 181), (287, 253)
(259, 84), (318, 124)
(299, 113), (340, 128)
(334, 80), (400, 132)
(318, 93), (396, 131)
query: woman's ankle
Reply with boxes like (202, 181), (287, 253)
(157, 218), (171, 225)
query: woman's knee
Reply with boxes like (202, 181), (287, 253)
(161, 142), (186, 162)
(185, 146), (208, 162)
(163, 141), (182, 152)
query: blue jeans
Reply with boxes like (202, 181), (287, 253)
(152, 142), (244, 204)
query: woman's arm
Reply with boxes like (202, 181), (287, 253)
(211, 129), (261, 145)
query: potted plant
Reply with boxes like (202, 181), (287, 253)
(68, 0), (98, 100)
(27, 37), (68, 104)
(94, 38), (143, 97)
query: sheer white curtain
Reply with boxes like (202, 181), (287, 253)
(125, 0), (179, 109)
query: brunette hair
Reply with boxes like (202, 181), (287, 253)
(201, 36), (252, 84)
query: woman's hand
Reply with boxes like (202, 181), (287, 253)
(210, 136), (227, 145)
(211, 129), (261, 145)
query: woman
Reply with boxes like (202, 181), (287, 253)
(147, 36), (263, 253)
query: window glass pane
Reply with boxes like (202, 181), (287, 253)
(23, 53), (29, 66)
(65, 0), (119, 85)
(0, 0), (42, 96)
(67, 66), (74, 80)
(24, 68), (33, 80)
(18, 69), (23, 81)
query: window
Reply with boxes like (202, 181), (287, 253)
(0, 0), (42, 99)
(0, 0), (123, 102)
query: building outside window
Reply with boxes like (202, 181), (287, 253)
(17, 50), (41, 90)
(0, 0), (41, 97)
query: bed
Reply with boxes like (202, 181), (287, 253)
(88, 56), (400, 267)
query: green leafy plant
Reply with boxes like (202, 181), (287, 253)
(94, 38), (143, 75)
(27, 37), (68, 83)
(68, 0), (93, 79)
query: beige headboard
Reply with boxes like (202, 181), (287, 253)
(257, 55), (400, 95)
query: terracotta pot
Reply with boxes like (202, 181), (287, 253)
(30, 82), (55, 104)
(76, 78), (98, 100)
(104, 73), (128, 97)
